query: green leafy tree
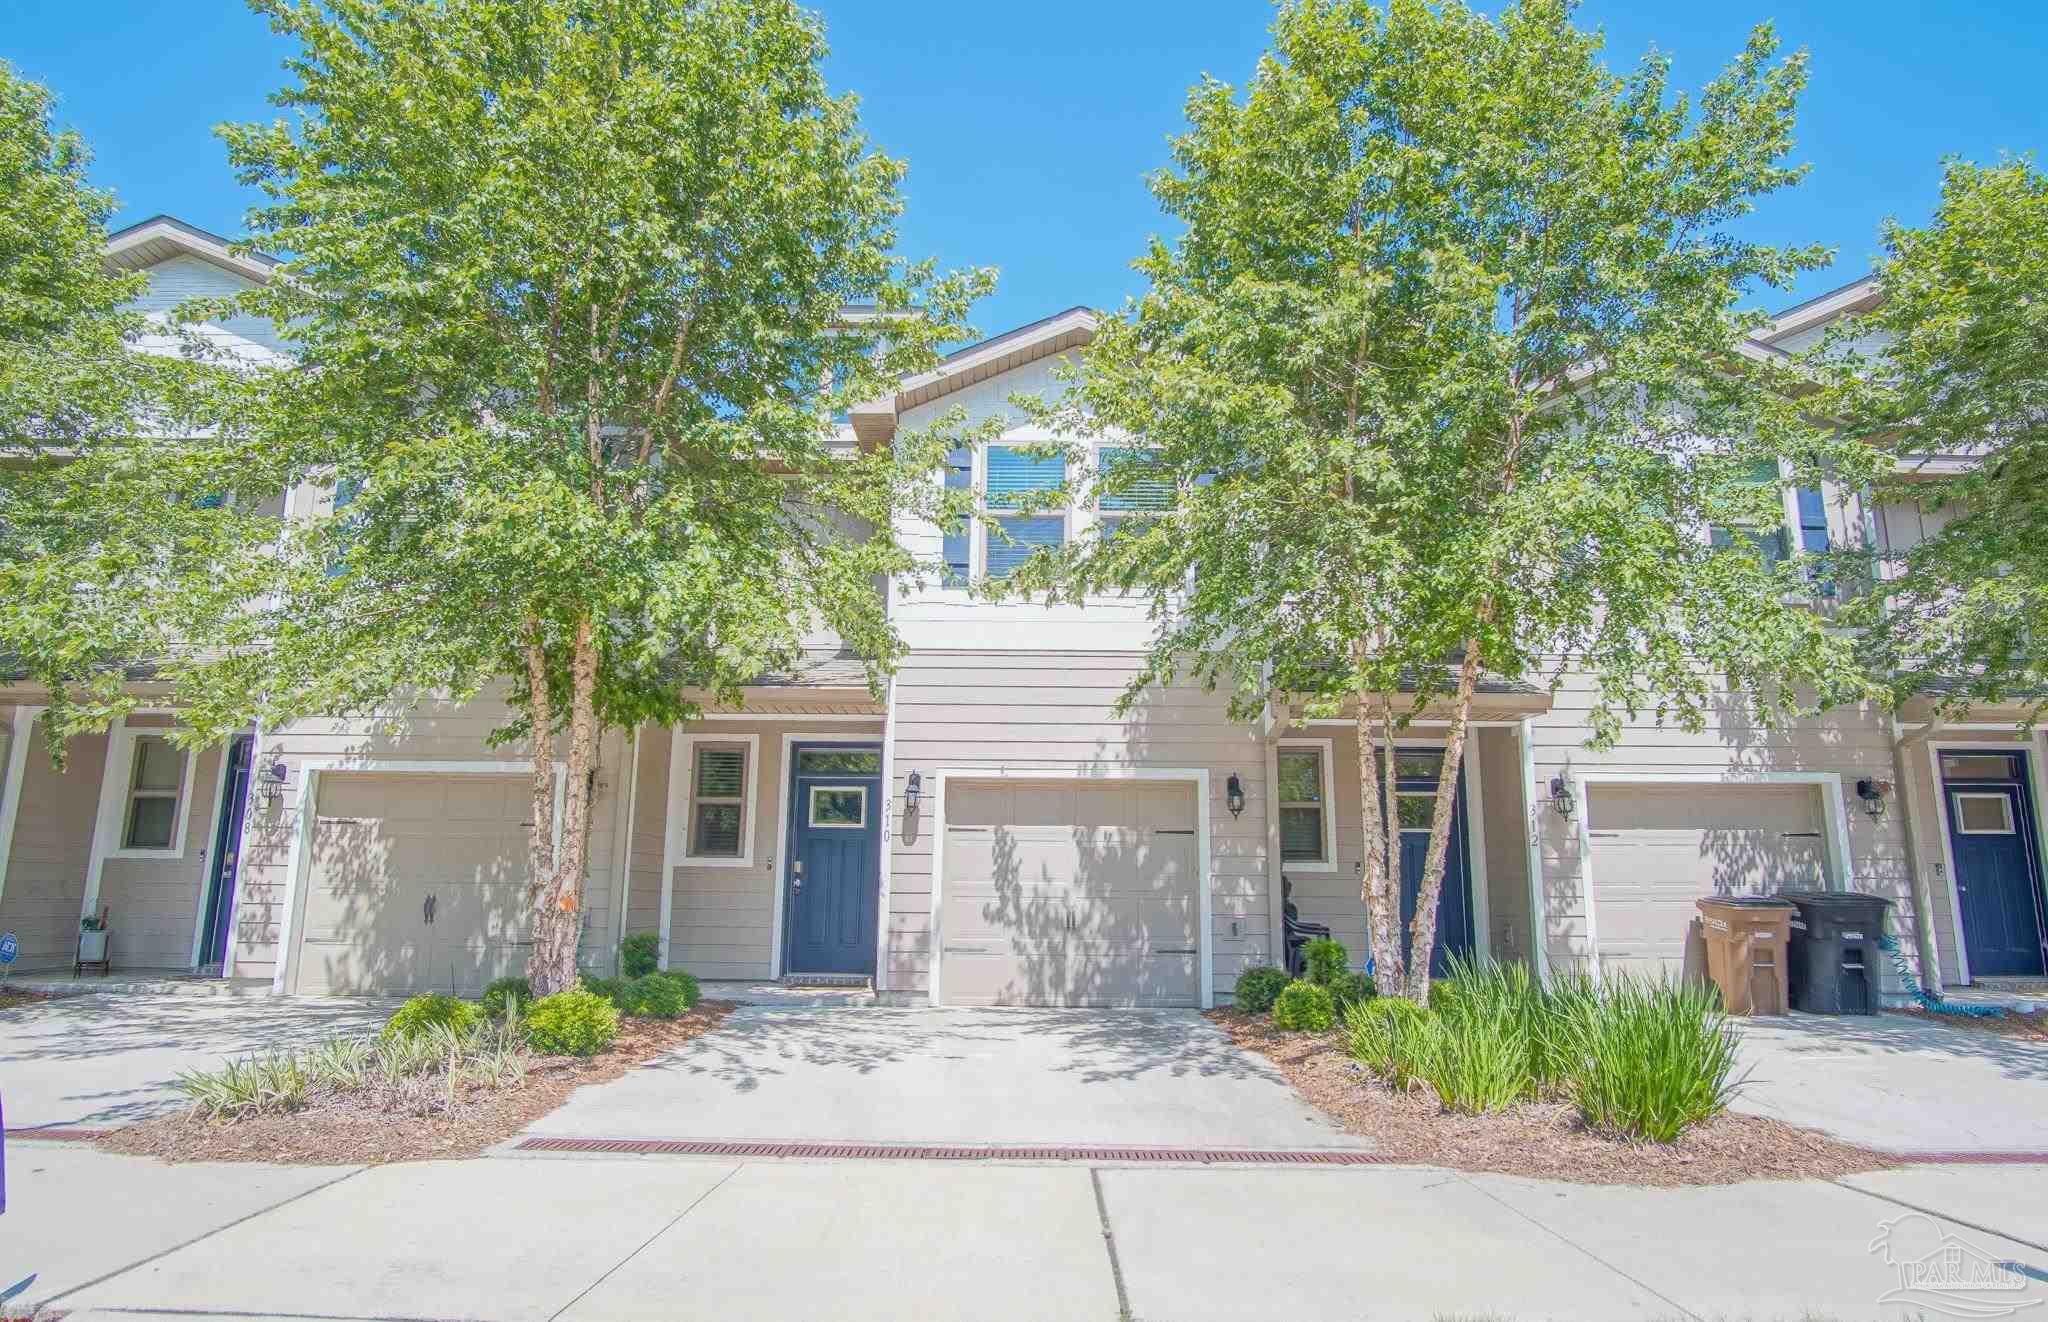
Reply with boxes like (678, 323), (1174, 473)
(1819, 159), (2048, 721)
(0, 61), (219, 750)
(1018, 0), (1877, 1000)
(164, 0), (991, 994)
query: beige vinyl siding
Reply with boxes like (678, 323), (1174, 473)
(887, 652), (1269, 1002)
(1474, 727), (1532, 962)
(98, 742), (224, 970)
(664, 719), (884, 981)
(244, 689), (627, 988)
(624, 725), (669, 946)
(0, 719), (108, 971)
(1523, 672), (1918, 989)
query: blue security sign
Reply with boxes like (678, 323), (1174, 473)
(0, 932), (17, 965)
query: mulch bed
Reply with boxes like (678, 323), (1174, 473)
(1210, 1010), (1894, 1187)
(97, 1002), (733, 1166)
(1886, 1007), (2048, 1042)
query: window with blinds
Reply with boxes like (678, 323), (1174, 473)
(985, 445), (1065, 579)
(1278, 748), (1327, 863)
(690, 743), (748, 857)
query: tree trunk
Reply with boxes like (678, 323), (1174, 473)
(526, 615), (601, 997)
(1403, 639), (1485, 1005)
(1353, 646), (1401, 997)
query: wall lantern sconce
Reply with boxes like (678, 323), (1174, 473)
(1226, 773), (1246, 818)
(904, 770), (923, 813)
(255, 759), (290, 808)
(1548, 776), (1576, 821)
(1856, 777), (1893, 818)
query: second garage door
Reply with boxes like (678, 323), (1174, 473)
(1586, 784), (1829, 980)
(940, 780), (1201, 1007)
(291, 774), (533, 996)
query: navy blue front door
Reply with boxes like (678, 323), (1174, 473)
(199, 734), (255, 970)
(1390, 751), (1475, 978)
(1942, 753), (2046, 977)
(784, 745), (883, 976)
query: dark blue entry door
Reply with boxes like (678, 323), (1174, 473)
(784, 745), (883, 976)
(1943, 753), (2046, 977)
(1390, 751), (1475, 979)
(199, 734), (255, 970)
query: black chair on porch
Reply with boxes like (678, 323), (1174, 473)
(1282, 875), (1330, 978)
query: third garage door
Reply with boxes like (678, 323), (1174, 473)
(292, 773), (533, 996)
(1587, 784), (1830, 981)
(940, 780), (1200, 1007)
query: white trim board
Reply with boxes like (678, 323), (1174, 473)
(1570, 770), (1855, 987)
(1925, 740), (2048, 987)
(926, 765), (1215, 1009)
(1518, 717), (1550, 982)
(270, 760), (563, 995)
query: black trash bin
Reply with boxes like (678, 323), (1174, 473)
(1779, 890), (1892, 1015)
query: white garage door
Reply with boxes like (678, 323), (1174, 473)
(940, 780), (1201, 1007)
(292, 774), (532, 996)
(1587, 785), (1829, 980)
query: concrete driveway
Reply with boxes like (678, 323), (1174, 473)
(0, 992), (388, 1130)
(528, 1006), (1369, 1150)
(1733, 1011), (2048, 1154)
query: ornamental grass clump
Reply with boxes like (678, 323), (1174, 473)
(1567, 974), (1745, 1143)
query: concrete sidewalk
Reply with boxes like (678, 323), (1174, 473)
(11, 1144), (2046, 1321)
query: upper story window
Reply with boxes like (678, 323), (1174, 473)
(984, 445), (1065, 580)
(1709, 459), (1828, 566)
(1098, 447), (1171, 542)
(942, 447), (973, 588)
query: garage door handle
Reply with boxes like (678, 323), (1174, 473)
(424, 894), (437, 925)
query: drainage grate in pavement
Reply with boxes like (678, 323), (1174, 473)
(6, 1127), (111, 1143)
(513, 1136), (1391, 1164)
(1888, 1151), (2048, 1165)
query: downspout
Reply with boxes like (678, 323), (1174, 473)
(1262, 727), (1283, 984)
(610, 724), (642, 977)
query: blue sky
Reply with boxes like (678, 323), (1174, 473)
(9, 1), (2045, 340)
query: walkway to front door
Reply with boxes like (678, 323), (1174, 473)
(782, 744), (883, 977)
(524, 1006), (1369, 1149)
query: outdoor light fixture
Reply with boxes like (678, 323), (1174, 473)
(904, 770), (922, 812)
(1548, 776), (1576, 821)
(1226, 773), (1246, 818)
(1856, 777), (1893, 818)
(255, 759), (290, 808)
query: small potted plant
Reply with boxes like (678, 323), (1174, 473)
(78, 906), (111, 973)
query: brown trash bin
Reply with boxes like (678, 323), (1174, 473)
(1694, 896), (1796, 1016)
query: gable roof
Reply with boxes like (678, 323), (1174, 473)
(104, 214), (279, 285)
(848, 306), (1097, 447)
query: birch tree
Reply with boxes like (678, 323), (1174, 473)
(1019, 0), (1878, 1000)
(159, 0), (991, 994)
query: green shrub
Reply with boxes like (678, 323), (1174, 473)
(1325, 970), (1375, 1013)
(1568, 975), (1745, 1143)
(1301, 937), (1350, 987)
(522, 985), (621, 1057)
(1233, 966), (1290, 1015)
(620, 931), (661, 979)
(616, 970), (698, 1019)
(481, 976), (531, 1020)
(579, 975), (626, 1008)
(382, 993), (479, 1042)
(1272, 980), (1336, 1032)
